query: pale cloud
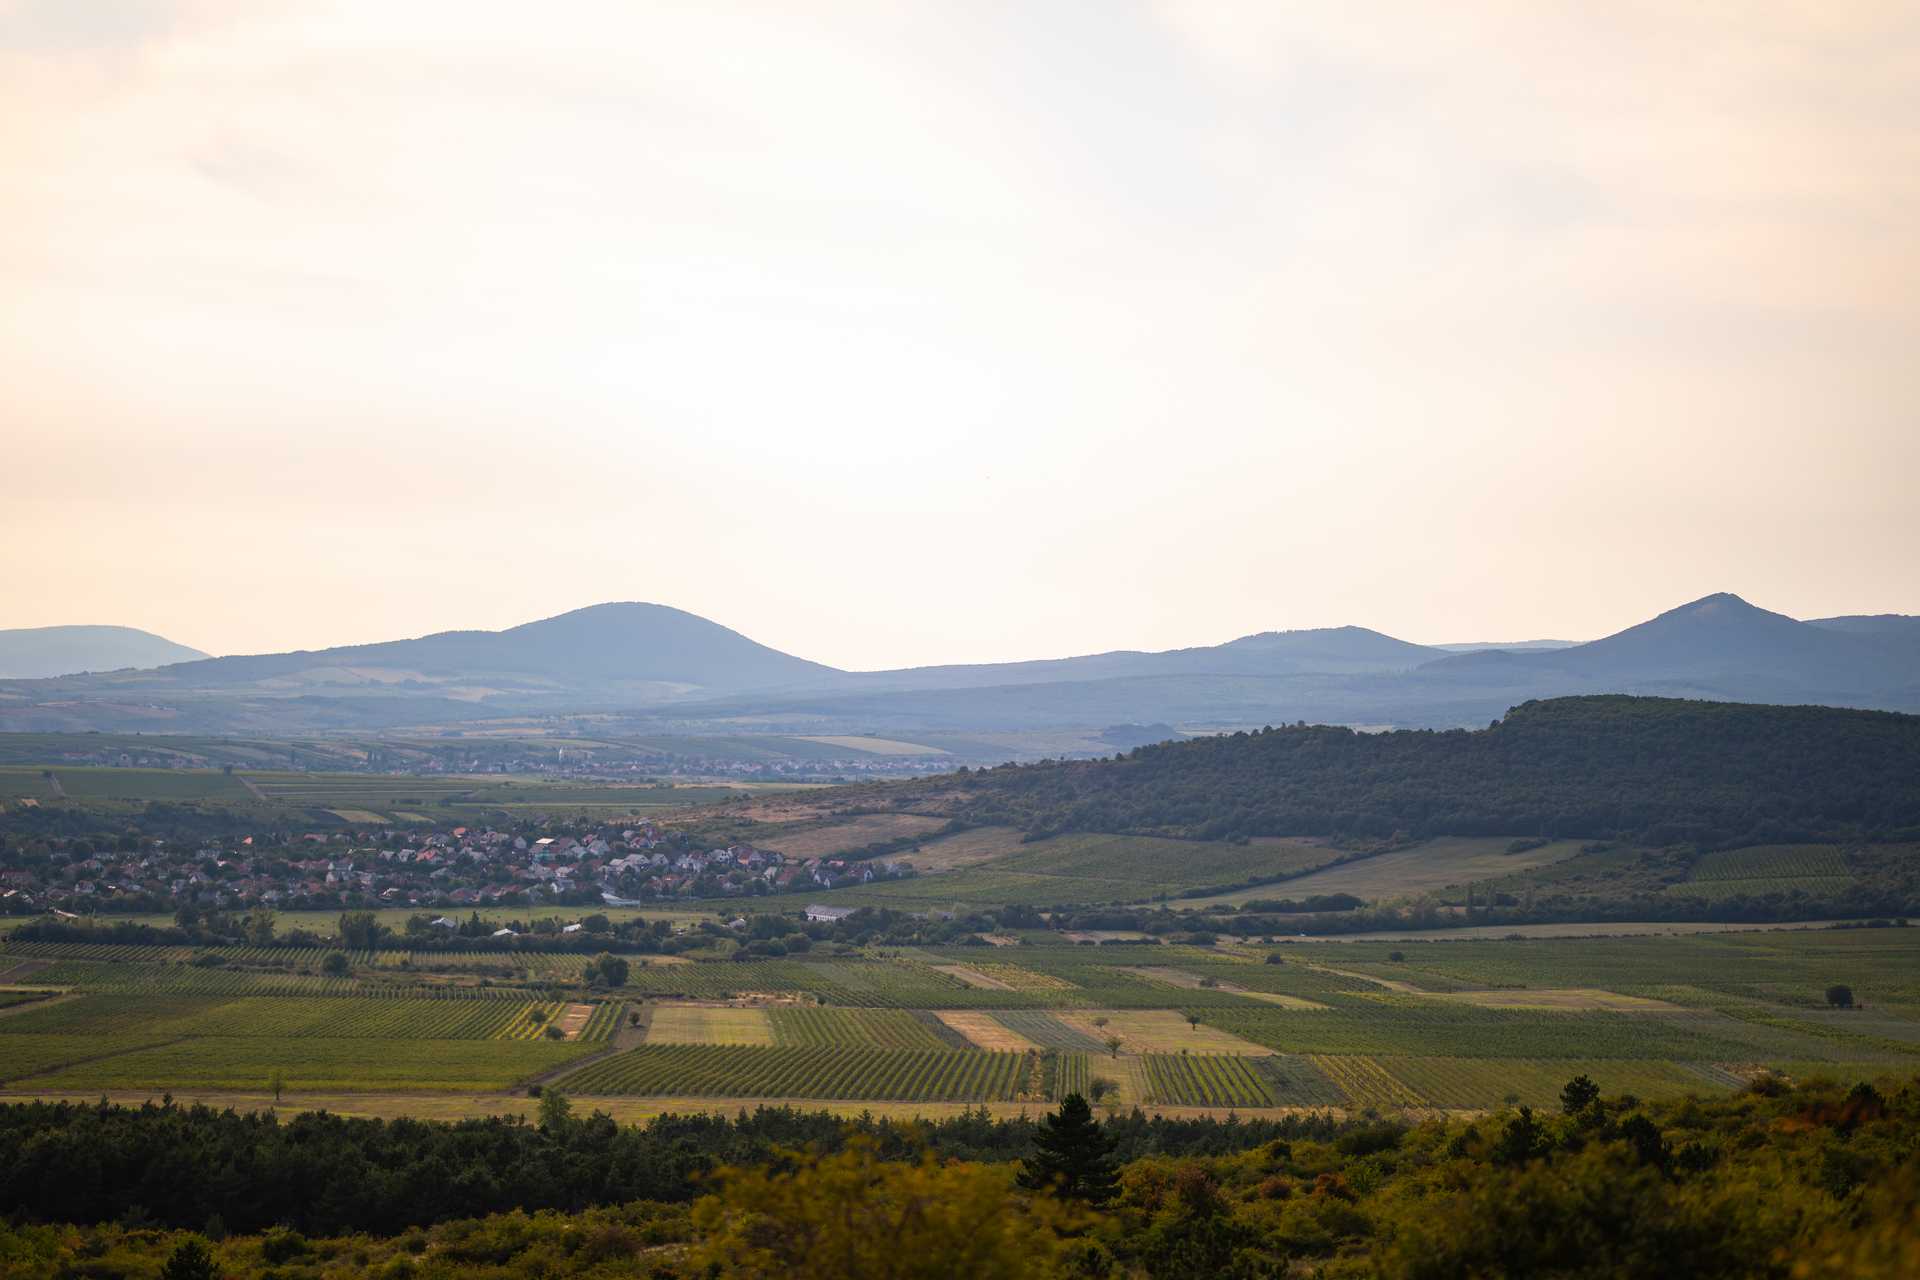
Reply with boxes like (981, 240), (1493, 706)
(0, 1), (1914, 665)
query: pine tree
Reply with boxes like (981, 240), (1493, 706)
(1017, 1094), (1119, 1203)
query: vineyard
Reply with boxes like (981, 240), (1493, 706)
(1689, 846), (1852, 880)
(767, 1007), (970, 1051)
(986, 1011), (1111, 1052)
(496, 1004), (572, 1041)
(1141, 1054), (1277, 1107)
(166, 997), (547, 1040)
(1675, 845), (1857, 900)
(577, 1002), (628, 1041)
(1052, 1051), (1092, 1100)
(558, 1045), (1029, 1101)
(1305, 1056), (1424, 1109)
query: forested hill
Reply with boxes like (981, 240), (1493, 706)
(897, 696), (1920, 847)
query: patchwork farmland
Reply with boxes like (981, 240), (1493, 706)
(0, 925), (1912, 1115)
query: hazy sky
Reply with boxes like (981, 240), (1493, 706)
(5, 2), (1917, 668)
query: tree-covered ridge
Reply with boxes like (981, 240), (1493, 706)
(906, 696), (1920, 847)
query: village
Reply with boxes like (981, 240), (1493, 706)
(0, 818), (917, 917)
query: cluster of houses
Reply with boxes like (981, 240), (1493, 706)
(19, 744), (953, 781)
(3, 819), (917, 915)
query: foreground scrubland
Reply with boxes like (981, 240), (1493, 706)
(0, 1073), (1915, 1278)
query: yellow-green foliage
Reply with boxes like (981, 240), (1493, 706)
(687, 1138), (1094, 1279)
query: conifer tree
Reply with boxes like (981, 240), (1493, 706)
(1017, 1094), (1118, 1203)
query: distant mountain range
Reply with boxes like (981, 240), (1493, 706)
(0, 593), (1915, 741)
(0, 626), (208, 680)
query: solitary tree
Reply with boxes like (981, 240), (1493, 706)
(1826, 984), (1855, 1009)
(1560, 1074), (1601, 1115)
(1104, 1035), (1124, 1058)
(320, 951), (350, 977)
(538, 1088), (573, 1132)
(268, 1069), (284, 1104)
(1016, 1094), (1119, 1203)
(1186, 1013), (1201, 1031)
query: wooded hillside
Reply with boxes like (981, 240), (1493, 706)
(901, 696), (1920, 847)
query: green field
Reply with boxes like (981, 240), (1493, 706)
(23, 1036), (591, 1092)
(1177, 837), (1588, 908)
(0, 766), (253, 803)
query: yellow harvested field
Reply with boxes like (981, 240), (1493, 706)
(1312, 964), (1681, 1011)
(795, 735), (948, 756)
(764, 814), (948, 859)
(910, 826), (1029, 872)
(1429, 988), (1684, 1012)
(1057, 1010), (1274, 1056)
(327, 808), (389, 823)
(554, 1003), (596, 1039)
(644, 1006), (774, 1046)
(933, 1010), (1041, 1053)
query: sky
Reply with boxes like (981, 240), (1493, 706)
(4, 1), (1917, 668)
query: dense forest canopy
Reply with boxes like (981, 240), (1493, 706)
(906, 697), (1920, 847)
